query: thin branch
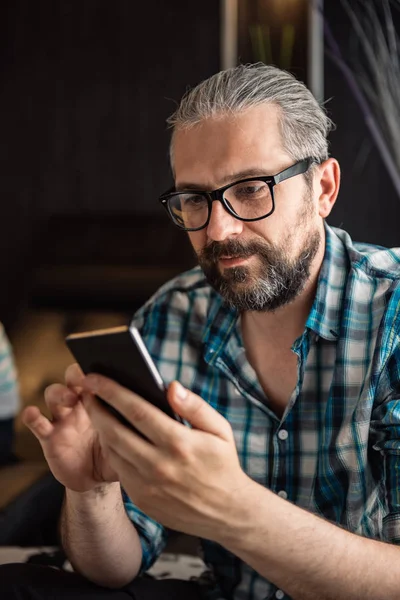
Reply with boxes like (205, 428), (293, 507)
(323, 1), (400, 199)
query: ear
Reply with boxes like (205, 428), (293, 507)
(315, 158), (340, 218)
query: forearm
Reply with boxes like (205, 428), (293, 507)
(61, 482), (143, 588)
(218, 480), (400, 600)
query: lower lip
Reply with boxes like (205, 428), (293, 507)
(219, 256), (251, 267)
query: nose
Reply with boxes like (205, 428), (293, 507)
(206, 199), (244, 242)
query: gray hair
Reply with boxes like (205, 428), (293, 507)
(167, 62), (334, 169)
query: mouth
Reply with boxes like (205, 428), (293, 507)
(219, 255), (253, 268)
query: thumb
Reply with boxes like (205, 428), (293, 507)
(167, 381), (232, 440)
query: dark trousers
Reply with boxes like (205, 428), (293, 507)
(0, 471), (65, 546)
(0, 563), (204, 599)
(0, 417), (16, 465)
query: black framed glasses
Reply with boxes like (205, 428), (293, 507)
(159, 157), (316, 232)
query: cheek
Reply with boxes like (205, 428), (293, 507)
(187, 231), (207, 254)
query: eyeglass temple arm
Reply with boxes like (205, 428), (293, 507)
(273, 158), (315, 185)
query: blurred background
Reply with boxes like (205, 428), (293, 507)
(0, 0), (399, 547)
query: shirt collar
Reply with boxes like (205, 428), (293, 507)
(306, 222), (349, 341)
(202, 293), (239, 363)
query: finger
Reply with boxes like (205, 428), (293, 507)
(22, 406), (54, 442)
(85, 393), (162, 476)
(82, 374), (185, 447)
(60, 387), (81, 408)
(44, 383), (78, 420)
(167, 381), (232, 440)
(106, 445), (139, 479)
(65, 362), (85, 391)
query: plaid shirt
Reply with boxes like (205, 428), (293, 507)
(124, 224), (400, 600)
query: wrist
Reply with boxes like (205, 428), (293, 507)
(65, 482), (121, 507)
(213, 475), (266, 549)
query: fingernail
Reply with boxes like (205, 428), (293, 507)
(175, 381), (188, 401)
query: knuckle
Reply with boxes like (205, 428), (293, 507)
(170, 438), (191, 461)
(152, 461), (176, 483)
(190, 401), (205, 422)
(127, 405), (147, 423)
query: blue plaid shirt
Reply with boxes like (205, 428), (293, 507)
(124, 224), (400, 600)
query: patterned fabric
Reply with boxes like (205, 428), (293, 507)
(123, 224), (400, 600)
(0, 323), (20, 419)
(0, 546), (207, 581)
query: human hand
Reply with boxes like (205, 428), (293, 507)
(82, 375), (253, 541)
(22, 363), (118, 492)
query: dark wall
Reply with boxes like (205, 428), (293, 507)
(1, 0), (220, 216)
(2, 0), (400, 330)
(324, 1), (400, 247)
(0, 0), (220, 328)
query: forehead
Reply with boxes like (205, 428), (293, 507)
(173, 104), (289, 187)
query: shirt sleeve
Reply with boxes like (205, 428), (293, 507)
(0, 323), (21, 419)
(371, 341), (400, 543)
(121, 487), (169, 572)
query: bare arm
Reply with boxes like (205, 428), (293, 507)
(21, 364), (144, 588)
(61, 482), (143, 588)
(77, 376), (400, 599)
(219, 481), (400, 600)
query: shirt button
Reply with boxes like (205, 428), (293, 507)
(277, 490), (288, 499)
(275, 590), (285, 599)
(278, 429), (288, 441)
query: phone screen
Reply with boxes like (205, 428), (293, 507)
(65, 325), (180, 428)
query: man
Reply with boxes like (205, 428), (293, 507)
(2, 62), (400, 600)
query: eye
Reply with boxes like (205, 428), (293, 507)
(181, 194), (207, 209)
(231, 181), (268, 200)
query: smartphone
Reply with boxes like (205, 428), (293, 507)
(65, 325), (180, 430)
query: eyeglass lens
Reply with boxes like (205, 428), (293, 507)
(168, 180), (273, 229)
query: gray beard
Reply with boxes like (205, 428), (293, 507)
(198, 229), (321, 312)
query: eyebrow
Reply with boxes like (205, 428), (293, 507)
(175, 168), (271, 192)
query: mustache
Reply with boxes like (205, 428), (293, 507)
(199, 239), (271, 263)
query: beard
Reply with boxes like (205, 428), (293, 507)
(197, 224), (321, 313)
